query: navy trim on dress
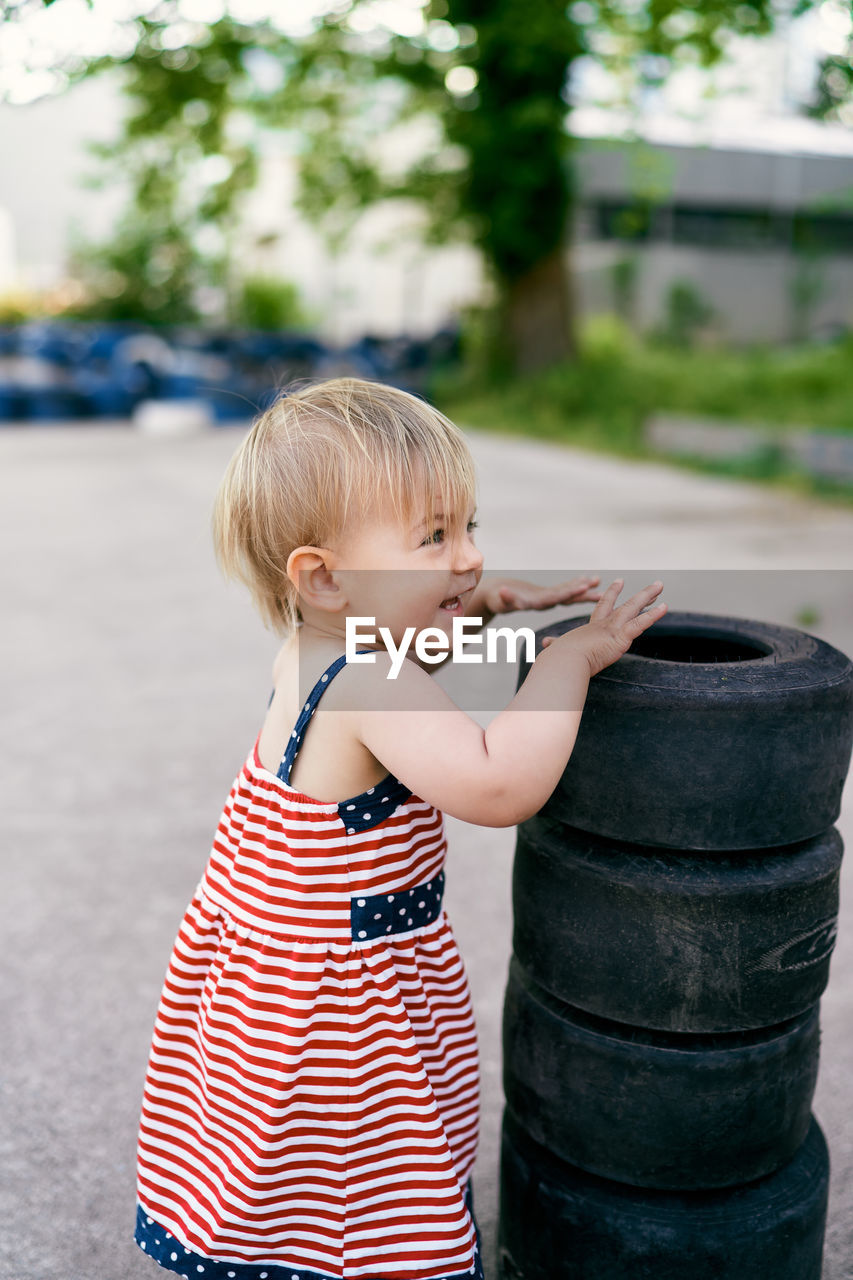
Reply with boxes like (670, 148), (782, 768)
(277, 650), (413, 830)
(351, 870), (445, 941)
(135, 1191), (483, 1280)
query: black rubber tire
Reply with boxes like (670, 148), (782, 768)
(502, 958), (820, 1189)
(516, 610), (853, 850)
(512, 811), (843, 1032)
(498, 1107), (829, 1280)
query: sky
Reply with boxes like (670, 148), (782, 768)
(0, 0), (851, 137)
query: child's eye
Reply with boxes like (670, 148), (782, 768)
(421, 520), (478, 547)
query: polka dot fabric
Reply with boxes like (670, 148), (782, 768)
(350, 872), (446, 942)
(134, 651), (481, 1280)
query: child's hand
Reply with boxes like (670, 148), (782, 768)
(480, 575), (603, 619)
(540, 578), (666, 677)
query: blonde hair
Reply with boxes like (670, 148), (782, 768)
(211, 377), (478, 636)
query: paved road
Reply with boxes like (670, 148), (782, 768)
(1, 422), (851, 1280)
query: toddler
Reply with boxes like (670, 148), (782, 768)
(133, 377), (666, 1280)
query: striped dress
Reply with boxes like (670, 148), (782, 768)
(134, 650), (482, 1280)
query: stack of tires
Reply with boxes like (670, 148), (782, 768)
(499, 610), (853, 1280)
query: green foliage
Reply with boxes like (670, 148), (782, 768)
(0, 292), (36, 323)
(434, 330), (853, 502)
(579, 313), (638, 361)
(68, 208), (208, 324)
(447, 299), (515, 384)
(232, 276), (312, 331)
(806, 51), (853, 122)
(610, 255), (640, 322)
(653, 279), (716, 349)
(68, 9), (272, 323)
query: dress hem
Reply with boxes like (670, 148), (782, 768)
(134, 1199), (484, 1280)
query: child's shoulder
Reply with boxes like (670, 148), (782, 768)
(258, 639), (448, 799)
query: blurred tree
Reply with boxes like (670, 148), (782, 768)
(3, 0), (845, 367)
(69, 213), (206, 325)
(69, 13), (262, 326)
(808, 53), (853, 122)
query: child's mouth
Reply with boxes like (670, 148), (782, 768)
(439, 596), (463, 614)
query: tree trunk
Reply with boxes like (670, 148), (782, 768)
(504, 246), (578, 374)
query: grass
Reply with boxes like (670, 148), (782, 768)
(430, 318), (853, 509)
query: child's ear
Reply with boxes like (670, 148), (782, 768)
(286, 546), (345, 614)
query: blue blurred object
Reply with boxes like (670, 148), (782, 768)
(203, 376), (263, 422)
(18, 320), (86, 367)
(0, 327), (19, 357)
(348, 335), (400, 379)
(72, 368), (138, 417)
(0, 384), (26, 421)
(83, 322), (146, 363)
(194, 330), (237, 357)
(25, 385), (88, 420)
(159, 373), (201, 399)
(233, 331), (327, 364)
(0, 321), (462, 422)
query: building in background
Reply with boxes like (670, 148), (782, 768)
(571, 125), (853, 345)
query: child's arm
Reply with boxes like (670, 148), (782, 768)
(351, 578), (665, 828)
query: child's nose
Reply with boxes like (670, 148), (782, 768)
(453, 535), (484, 574)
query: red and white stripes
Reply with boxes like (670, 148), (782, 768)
(135, 738), (481, 1280)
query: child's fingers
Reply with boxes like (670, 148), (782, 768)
(638, 579), (664, 601)
(598, 578), (624, 601)
(591, 578), (624, 616)
(633, 601), (667, 630)
(506, 577), (602, 611)
(616, 580), (664, 615)
(497, 586), (521, 611)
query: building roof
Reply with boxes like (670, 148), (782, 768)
(569, 106), (853, 159)
(570, 109), (853, 209)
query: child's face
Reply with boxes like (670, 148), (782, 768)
(325, 494), (484, 648)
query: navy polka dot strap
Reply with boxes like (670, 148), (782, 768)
(276, 650), (412, 828)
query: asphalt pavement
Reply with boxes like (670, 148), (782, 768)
(1, 420), (851, 1280)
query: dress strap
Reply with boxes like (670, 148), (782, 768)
(276, 649), (378, 785)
